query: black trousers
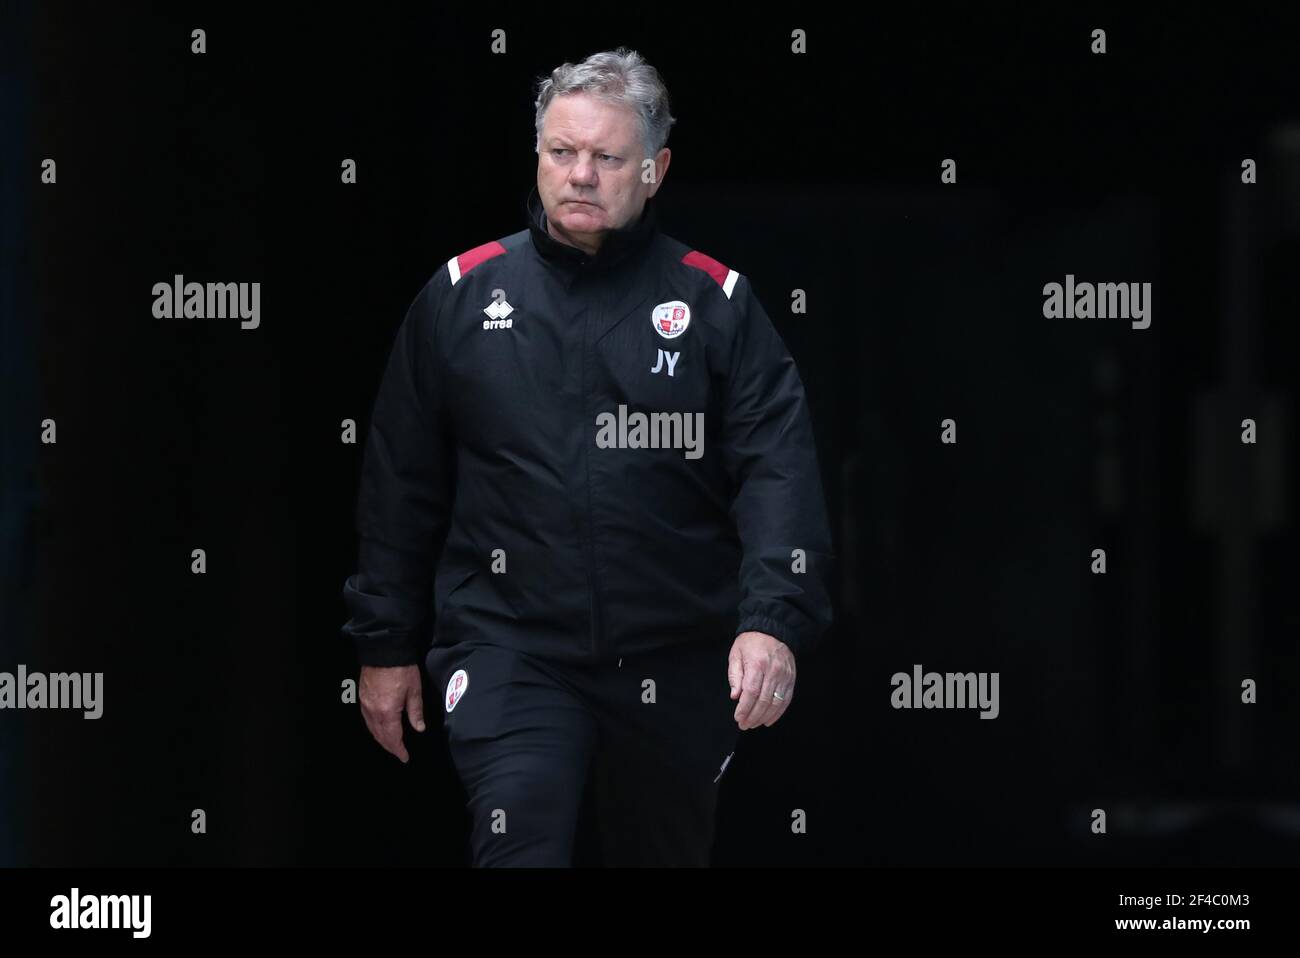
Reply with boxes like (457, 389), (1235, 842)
(425, 636), (741, 867)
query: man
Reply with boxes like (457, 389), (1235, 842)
(341, 47), (833, 866)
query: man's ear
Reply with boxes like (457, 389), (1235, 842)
(647, 148), (671, 196)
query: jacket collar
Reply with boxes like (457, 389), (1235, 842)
(526, 184), (658, 278)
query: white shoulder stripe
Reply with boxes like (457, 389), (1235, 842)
(722, 269), (739, 299)
(447, 256), (461, 285)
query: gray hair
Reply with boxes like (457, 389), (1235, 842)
(533, 47), (676, 160)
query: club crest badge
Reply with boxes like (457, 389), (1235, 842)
(445, 668), (469, 712)
(652, 300), (691, 339)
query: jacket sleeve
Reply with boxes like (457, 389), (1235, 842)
(720, 274), (835, 661)
(341, 270), (455, 667)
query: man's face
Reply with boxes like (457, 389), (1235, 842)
(537, 92), (670, 255)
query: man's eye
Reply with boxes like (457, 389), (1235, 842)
(552, 149), (569, 157)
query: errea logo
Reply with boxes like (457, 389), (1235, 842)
(483, 289), (515, 330)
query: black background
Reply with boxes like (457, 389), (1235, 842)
(3, 4), (1297, 867)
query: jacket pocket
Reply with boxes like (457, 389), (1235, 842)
(433, 565), (478, 642)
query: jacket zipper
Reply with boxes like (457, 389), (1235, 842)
(580, 282), (604, 662)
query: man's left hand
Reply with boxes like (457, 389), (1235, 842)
(728, 631), (796, 730)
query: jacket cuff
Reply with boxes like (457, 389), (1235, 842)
(354, 633), (425, 668)
(735, 612), (812, 660)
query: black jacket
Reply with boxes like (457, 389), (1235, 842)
(341, 185), (834, 669)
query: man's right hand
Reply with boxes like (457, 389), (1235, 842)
(359, 664), (426, 763)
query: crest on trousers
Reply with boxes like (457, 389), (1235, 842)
(445, 668), (469, 712)
(652, 300), (691, 339)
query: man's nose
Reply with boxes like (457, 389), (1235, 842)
(569, 155), (598, 186)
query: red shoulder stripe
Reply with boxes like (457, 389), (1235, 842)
(681, 250), (730, 289)
(451, 241), (508, 284)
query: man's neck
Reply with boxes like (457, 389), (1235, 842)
(546, 218), (603, 257)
